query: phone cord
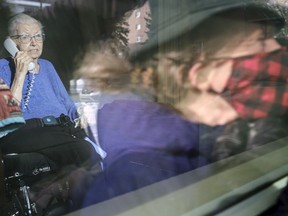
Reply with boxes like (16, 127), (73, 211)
(23, 73), (35, 110)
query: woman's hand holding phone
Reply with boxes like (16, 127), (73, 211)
(14, 51), (35, 75)
(3, 39), (36, 103)
(4, 38), (35, 72)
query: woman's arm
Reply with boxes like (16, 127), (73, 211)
(10, 51), (32, 104)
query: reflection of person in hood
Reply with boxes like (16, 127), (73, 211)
(133, 2), (288, 161)
(176, 8), (288, 160)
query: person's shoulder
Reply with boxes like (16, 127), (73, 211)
(38, 59), (58, 73)
(99, 93), (178, 118)
(0, 58), (13, 72)
(0, 57), (10, 66)
(38, 58), (54, 67)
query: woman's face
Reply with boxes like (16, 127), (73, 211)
(14, 22), (43, 60)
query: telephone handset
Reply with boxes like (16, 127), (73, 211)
(4, 38), (35, 71)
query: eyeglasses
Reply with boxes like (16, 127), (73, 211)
(10, 33), (45, 44)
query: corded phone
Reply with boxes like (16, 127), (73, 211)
(4, 38), (35, 71)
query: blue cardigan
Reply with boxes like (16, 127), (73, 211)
(0, 58), (77, 120)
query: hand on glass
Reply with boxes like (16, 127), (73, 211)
(176, 90), (238, 126)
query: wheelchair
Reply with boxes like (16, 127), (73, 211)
(0, 150), (70, 216)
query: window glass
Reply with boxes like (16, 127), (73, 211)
(1, 1), (287, 216)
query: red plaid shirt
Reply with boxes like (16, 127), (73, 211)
(223, 48), (288, 120)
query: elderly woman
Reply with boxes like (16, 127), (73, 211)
(0, 13), (102, 212)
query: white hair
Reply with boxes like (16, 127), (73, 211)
(8, 13), (43, 36)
